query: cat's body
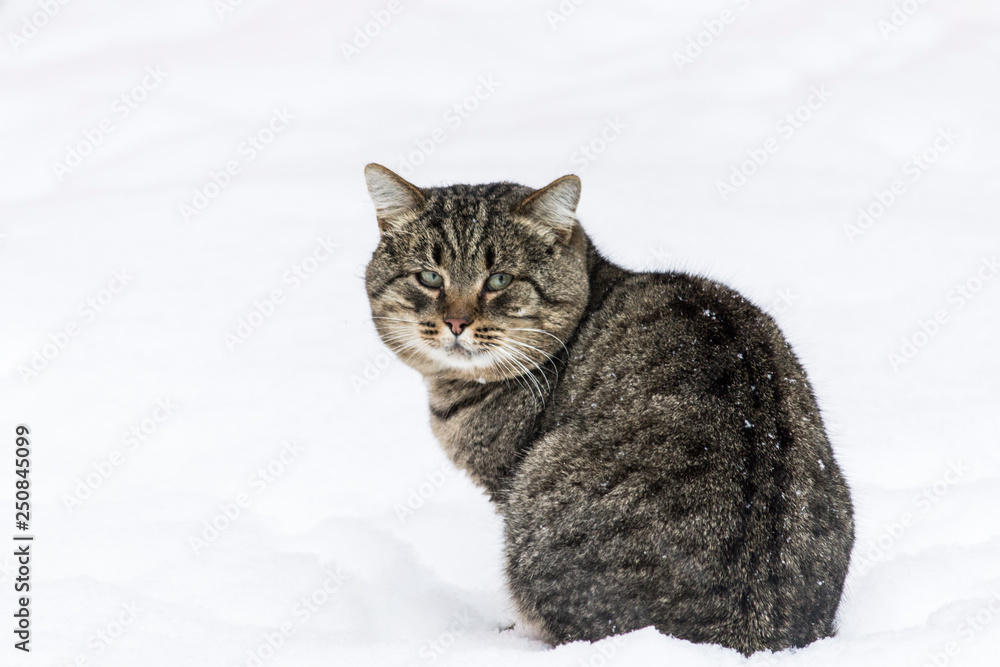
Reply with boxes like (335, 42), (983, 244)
(363, 165), (854, 655)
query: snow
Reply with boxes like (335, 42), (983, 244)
(1, 0), (999, 665)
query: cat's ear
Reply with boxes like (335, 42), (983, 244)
(515, 175), (581, 243)
(364, 163), (426, 235)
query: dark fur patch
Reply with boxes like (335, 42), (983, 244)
(365, 176), (854, 656)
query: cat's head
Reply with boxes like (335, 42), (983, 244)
(364, 164), (590, 382)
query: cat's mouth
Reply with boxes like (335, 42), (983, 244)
(424, 338), (496, 372)
(444, 340), (476, 357)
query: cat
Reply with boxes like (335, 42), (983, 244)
(362, 163), (854, 656)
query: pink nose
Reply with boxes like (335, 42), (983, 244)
(444, 317), (470, 335)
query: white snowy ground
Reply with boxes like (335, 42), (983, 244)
(1, 0), (999, 665)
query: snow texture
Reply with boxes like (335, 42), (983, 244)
(1, 0), (999, 665)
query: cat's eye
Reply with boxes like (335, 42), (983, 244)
(485, 273), (513, 291)
(417, 270), (444, 288)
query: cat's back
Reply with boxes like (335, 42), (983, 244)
(505, 262), (854, 653)
(550, 264), (803, 427)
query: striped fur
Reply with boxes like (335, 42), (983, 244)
(364, 165), (854, 655)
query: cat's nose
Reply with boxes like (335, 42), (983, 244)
(444, 316), (471, 335)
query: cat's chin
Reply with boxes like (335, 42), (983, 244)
(424, 343), (495, 372)
(407, 344), (519, 384)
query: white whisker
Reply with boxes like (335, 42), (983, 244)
(496, 345), (545, 404)
(506, 327), (570, 357)
(486, 347), (538, 409)
(504, 344), (552, 394)
(505, 337), (561, 382)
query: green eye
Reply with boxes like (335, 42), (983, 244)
(486, 273), (513, 291)
(417, 270), (443, 288)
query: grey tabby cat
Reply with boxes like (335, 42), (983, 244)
(362, 163), (854, 655)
